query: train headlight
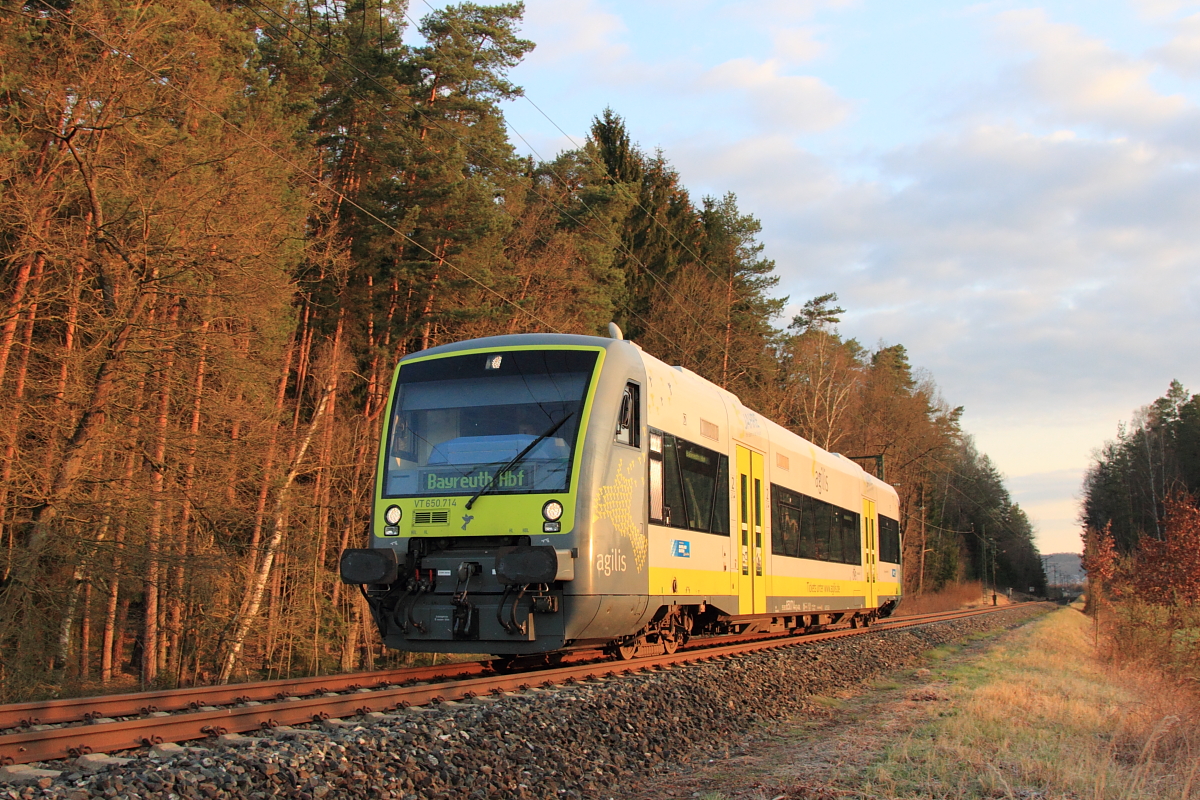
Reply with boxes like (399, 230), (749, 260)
(384, 505), (403, 525)
(541, 500), (564, 522)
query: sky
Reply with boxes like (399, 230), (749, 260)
(416, 0), (1200, 554)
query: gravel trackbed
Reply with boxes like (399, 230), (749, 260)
(1, 605), (1048, 800)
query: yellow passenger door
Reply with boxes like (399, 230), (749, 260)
(735, 445), (766, 614)
(862, 498), (877, 609)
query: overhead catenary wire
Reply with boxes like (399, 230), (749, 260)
(413, 0), (1046, 553)
(33, 0), (566, 338)
(53, 0), (1026, 556)
(42, 1), (745, 490)
(242, 0), (746, 367)
(891, 434), (1038, 546)
(413, 0), (771, 311)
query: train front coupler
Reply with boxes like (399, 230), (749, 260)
(338, 547), (403, 634)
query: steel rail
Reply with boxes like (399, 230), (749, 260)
(877, 605), (1014, 626)
(0, 604), (988, 732)
(0, 661), (490, 731)
(0, 603), (1045, 766)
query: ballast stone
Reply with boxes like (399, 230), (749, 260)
(0, 608), (1048, 800)
(150, 742), (188, 758)
(0, 764), (62, 785)
(74, 753), (132, 773)
(321, 718), (357, 730)
(217, 732), (253, 746)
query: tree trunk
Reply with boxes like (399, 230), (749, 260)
(142, 303), (179, 684)
(419, 245), (445, 351)
(111, 595), (131, 680)
(250, 336), (295, 559)
(169, 317), (209, 682)
(100, 563), (120, 684)
(318, 315), (346, 674)
(57, 563), (87, 673)
(53, 254), (86, 406)
(79, 579), (92, 680)
(291, 303), (314, 435)
(25, 289), (151, 554)
(218, 372), (337, 684)
(0, 256), (44, 580)
(0, 247), (44, 389)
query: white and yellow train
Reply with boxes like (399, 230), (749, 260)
(340, 328), (902, 658)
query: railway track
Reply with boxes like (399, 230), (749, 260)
(0, 603), (1038, 767)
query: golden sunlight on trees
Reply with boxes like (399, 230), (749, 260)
(0, 0), (1044, 701)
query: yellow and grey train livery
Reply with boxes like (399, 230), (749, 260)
(340, 328), (902, 658)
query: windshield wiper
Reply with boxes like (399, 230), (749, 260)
(464, 412), (574, 510)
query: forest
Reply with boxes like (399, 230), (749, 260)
(1080, 383), (1200, 677)
(0, 0), (1044, 701)
(1081, 380), (1200, 553)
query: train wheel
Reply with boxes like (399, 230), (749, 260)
(662, 635), (679, 655)
(616, 641), (638, 660)
(490, 655), (517, 673)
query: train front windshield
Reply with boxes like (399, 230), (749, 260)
(383, 349), (598, 498)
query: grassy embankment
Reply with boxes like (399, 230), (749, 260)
(861, 604), (1200, 799)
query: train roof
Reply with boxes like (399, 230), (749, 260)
(633, 347), (896, 501)
(399, 332), (896, 500)
(400, 332), (623, 360)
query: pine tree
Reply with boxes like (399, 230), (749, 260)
(0, 0), (309, 694)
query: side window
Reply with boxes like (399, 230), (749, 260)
(615, 383), (640, 447)
(711, 454), (730, 535)
(647, 429), (728, 535)
(772, 483), (862, 565)
(678, 440), (714, 530)
(810, 500), (832, 561)
(662, 434), (685, 528)
(879, 514), (901, 563)
(830, 508), (860, 565)
(843, 510), (863, 564)
(798, 495), (817, 560)
(771, 485), (802, 557)
(649, 430), (664, 523)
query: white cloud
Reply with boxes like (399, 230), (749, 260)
(701, 58), (851, 131)
(1131, 0), (1200, 21)
(1153, 12), (1200, 75)
(671, 134), (844, 208)
(520, 0), (629, 68)
(771, 26), (827, 63)
(725, 0), (859, 24)
(1005, 470), (1085, 553)
(992, 9), (1188, 130)
(731, 120), (1200, 455)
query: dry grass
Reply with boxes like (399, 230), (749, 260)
(893, 581), (988, 616)
(863, 605), (1200, 799)
(1101, 599), (1200, 683)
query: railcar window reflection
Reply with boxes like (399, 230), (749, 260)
(879, 514), (901, 564)
(615, 383), (640, 447)
(771, 484), (862, 566)
(711, 456), (730, 534)
(662, 434), (684, 527)
(647, 429), (729, 534)
(383, 349), (597, 497)
(648, 431), (664, 521)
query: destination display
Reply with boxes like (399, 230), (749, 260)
(415, 462), (568, 494)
